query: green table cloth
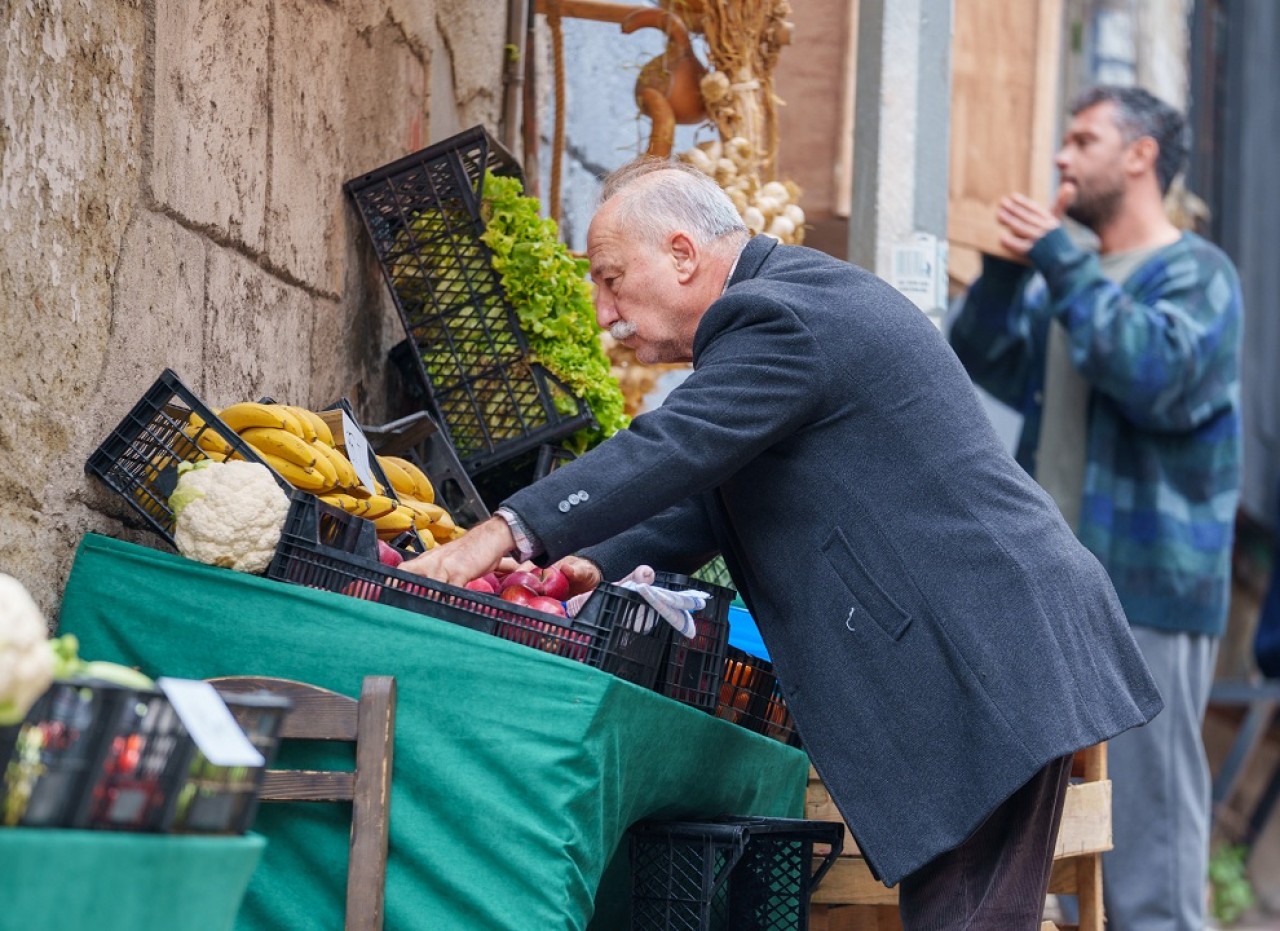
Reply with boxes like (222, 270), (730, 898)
(0, 828), (265, 931)
(58, 534), (808, 930)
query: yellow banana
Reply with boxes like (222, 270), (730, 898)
(265, 404), (309, 440)
(248, 448), (328, 491)
(396, 496), (433, 521)
(381, 455), (435, 504)
(350, 477), (389, 497)
(427, 522), (457, 544)
(281, 406), (317, 443)
(373, 506), (415, 537)
(217, 402), (293, 434)
(306, 443), (338, 487)
(398, 496), (447, 524)
(319, 493), (369, 516)
(238, 427), (318, 470)
(355, 494), (398, 519)
(312, 441), (358, 487)
(184, 415), (234, 456)
(375, 456), (417, 498)
(293, 407), (335, 446)
(428, 507), (456, 531)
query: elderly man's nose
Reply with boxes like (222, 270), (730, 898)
(595, 296), (618, 327)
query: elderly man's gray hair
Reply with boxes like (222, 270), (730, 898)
(598, 157), (748, 250)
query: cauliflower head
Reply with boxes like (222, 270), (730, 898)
(171, 459), (291, 575)
(0, 573), (54, 726)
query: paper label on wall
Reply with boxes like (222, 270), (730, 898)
(159, 678), (265, 767)
(891, 233), (945, 314)
(341, 410), (379, 495)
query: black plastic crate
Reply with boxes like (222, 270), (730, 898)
(359, 404), (491, 530)
(168, 691), (292, 835)
(717, 647), (801, 748)
(653, 572), (733, 714)
(319, 396), (429, 554)
(630, 816), (844, 931)
(692, 557), (735, 592)
(1, 680), (122, 827)
(72, 687), (196, 832)
(85, 369), (292, 547)
(350, 127), (595, 475)
(467, 442), (577, 511)
(267, 492), (671, 688)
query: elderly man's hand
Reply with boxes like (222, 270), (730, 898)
(400, 517), (516, 587)
(553, 556), (604, 597)
(996, 185), (1074, 258)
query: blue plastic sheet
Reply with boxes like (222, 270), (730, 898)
(727, 604), (771, 660)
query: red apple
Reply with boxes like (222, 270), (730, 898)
(539, 566), (570, 601)
(465, 577), (497, 595)
(479, 572), (502, 592)
(340, 579), (382, 602)
(376, 540), (404, 569)
(499, 584), (539, 607)
(529, 595), (567, 617)
(501, 570), (543, 594)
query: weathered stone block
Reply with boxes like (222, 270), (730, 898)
(268, 0), (347, 293)
(203, 247), (312, 407)
(150, 0), (270, 249)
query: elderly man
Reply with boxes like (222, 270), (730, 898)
(403, 157), (1162, 929)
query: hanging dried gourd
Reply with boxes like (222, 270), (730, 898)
(670, 0), (807, 245)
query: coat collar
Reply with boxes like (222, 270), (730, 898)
(693, 235), (780, 361)
(725, 234), (778, 289)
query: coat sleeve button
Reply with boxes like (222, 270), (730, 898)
(558, 501), (571, 513)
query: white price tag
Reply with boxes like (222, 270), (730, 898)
(342, 410), (379, 495)
(159, 678), (265, 768)
(890, 232), (945, 314)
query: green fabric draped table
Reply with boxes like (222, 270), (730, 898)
(0, 828), (265, 931)
(57, 534), (808, 931)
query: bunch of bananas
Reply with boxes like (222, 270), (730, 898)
(183, 402), (465, 547)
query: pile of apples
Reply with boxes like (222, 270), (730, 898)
(464, 566), (570, 617)
(337, 542), (573, 623)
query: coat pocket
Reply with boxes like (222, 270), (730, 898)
(821, 526), (913, 640)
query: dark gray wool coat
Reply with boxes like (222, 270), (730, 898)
(505, 235), (1163, 886)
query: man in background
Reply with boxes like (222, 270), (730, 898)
(950, 85), (1244, 930)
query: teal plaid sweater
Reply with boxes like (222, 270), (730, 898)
(950, 228), (1243, 636)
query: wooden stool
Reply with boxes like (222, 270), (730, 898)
(806, 743), (1110, 931)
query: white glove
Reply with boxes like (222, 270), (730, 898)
(565, 565), (707, 638)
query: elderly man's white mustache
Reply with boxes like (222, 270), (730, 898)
(609, 321), (637, 340)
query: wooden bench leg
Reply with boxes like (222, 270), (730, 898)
(1075, 854), (1104, 931)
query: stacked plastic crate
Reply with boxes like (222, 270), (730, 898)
(344, 126), (595, 509)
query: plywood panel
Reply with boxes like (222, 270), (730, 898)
(948, 0), (1063, 262)
(775, 0), (857, 217)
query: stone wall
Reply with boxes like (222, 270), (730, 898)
(0, 0), (509, 617)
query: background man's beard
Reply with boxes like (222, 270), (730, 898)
(610, 321), (637, 340)
(1065, 185), (1124, 233)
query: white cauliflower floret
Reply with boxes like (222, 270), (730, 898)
(171, 459), (291, 575)
(0, 573), (54, 726)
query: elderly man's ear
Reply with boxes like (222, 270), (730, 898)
(669, 231), (698, 282)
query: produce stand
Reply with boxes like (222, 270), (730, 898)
(0, 828), (265, 931)
(57, 533), (809, 931)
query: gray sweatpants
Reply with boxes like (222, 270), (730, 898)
(1063, 626), (1218, 930)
